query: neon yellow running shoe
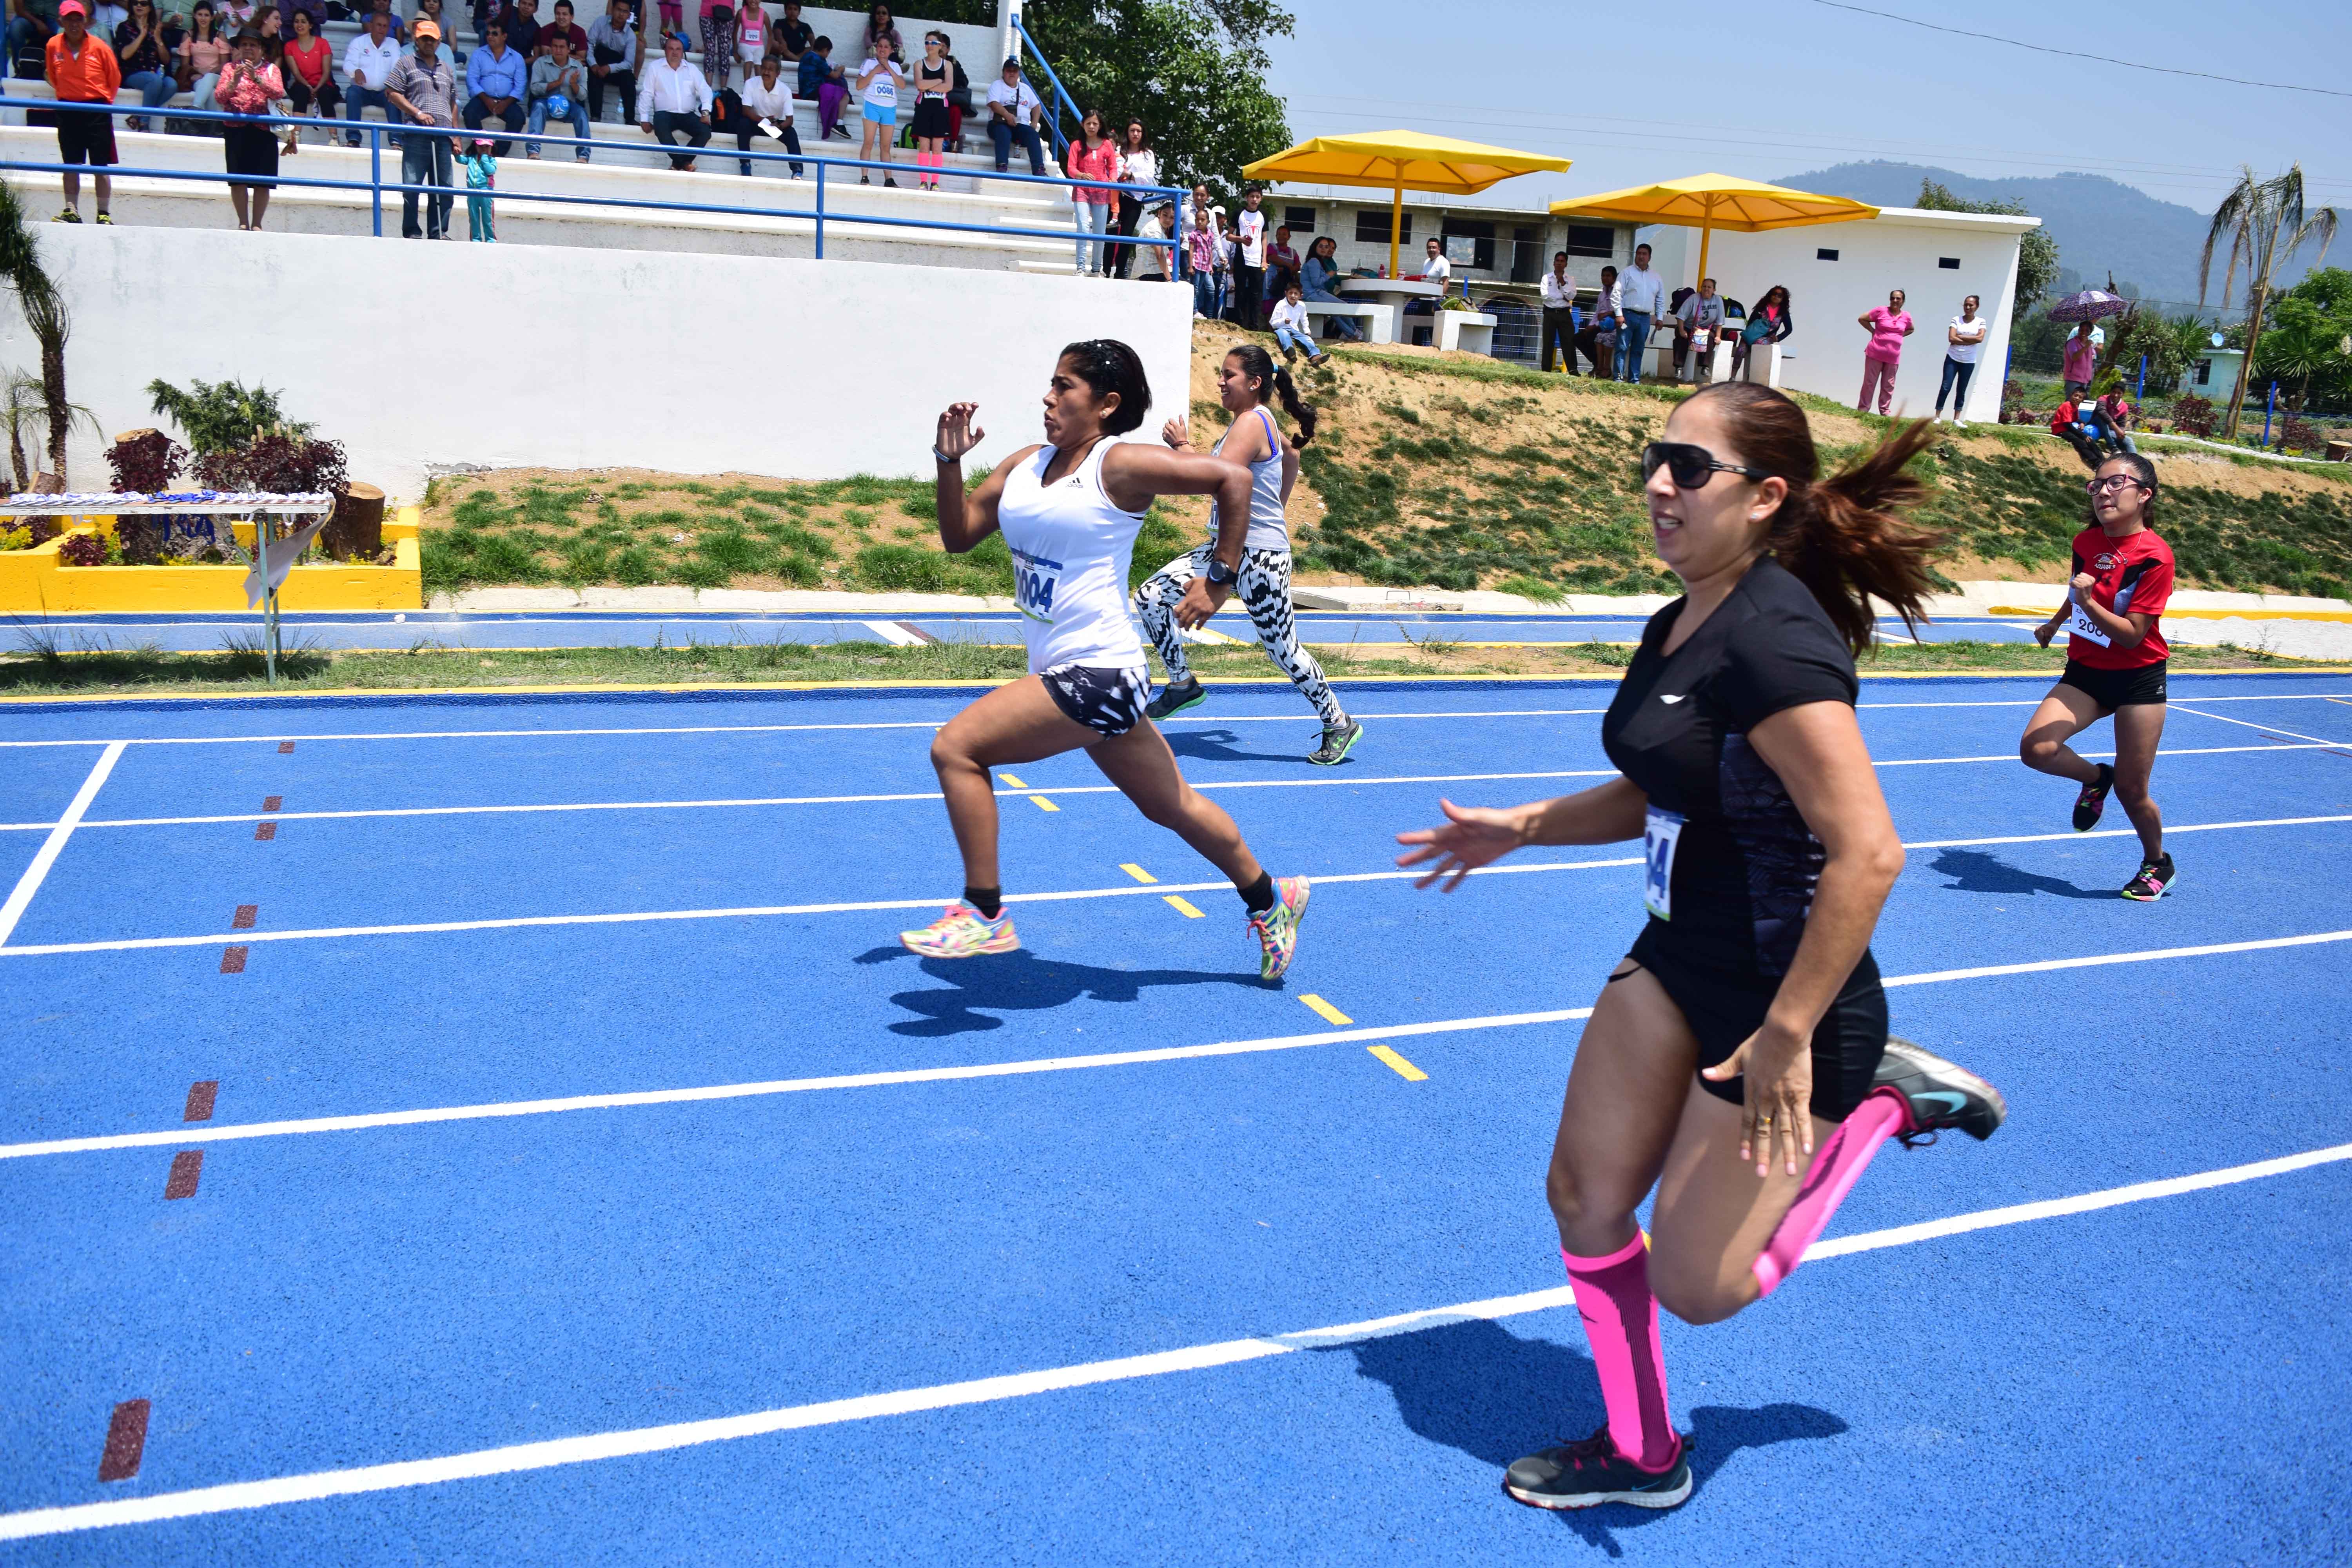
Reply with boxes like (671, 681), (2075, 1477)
(900, 902), (1020, 958)
(1248, 876), (1310, 981)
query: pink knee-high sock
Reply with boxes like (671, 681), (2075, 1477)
(1564, 1234), (1677, 1471)
(1751, 1086), (1910, 1299)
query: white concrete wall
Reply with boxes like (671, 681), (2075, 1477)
(7, 224), (1190, 499)
(1639, 206), (2033, 423)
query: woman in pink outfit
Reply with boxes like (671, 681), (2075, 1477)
(1067, 106), (1118, 276)
(1855, 287), (1913, 416)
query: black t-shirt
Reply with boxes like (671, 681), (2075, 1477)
(1600, 556), (1860, 978)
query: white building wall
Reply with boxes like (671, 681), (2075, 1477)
(6, 225), (1191, 500)
(1641, 207), (2034, 424)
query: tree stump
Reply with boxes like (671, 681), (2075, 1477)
(323, 483), (384, 559)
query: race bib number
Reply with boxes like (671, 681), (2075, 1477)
(2064, 595), (2111, 648)
(1643, 806), (1684, 921)
(1011, 545), (1062, 624)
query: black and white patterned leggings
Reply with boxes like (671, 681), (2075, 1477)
(1133, 544), (1349, 730)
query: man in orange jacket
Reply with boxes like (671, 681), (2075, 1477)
(45, 0), (120, 223)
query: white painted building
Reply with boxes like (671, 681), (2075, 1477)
(1638, 205), (2037, 424)
(2187, 346), (2246, 399)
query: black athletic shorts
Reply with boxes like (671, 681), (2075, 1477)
(56, 107), (117, 167)
(1041, 663), (1149, 738)
(1626, 923), (1888, 1122)
(2059, 658), (2167, 713)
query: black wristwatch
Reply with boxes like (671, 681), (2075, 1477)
(1204, 557), (1238, 587)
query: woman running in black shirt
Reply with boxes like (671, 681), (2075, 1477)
(1397, 383), (2005, 1512)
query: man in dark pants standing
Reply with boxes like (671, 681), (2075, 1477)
(1539, 250), (1579, 373)
(1232, 185), (1267, 331)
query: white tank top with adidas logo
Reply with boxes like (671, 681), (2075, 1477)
(995, 436), (1149, 674)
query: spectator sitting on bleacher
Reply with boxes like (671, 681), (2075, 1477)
(416, 0), (461, 61)
(539, 0), (584, 58)
(351, 0), (402, 40)
(768, 0), (809, 61)
(636, 29), (708, 170)
(44, 0), (116, 224)
(857, 1), (897, 64)
(252, 3), (282, 64)
(280, 4), (339, 137)
(285, 0), (323, 33)
(218, 0), (251, 27)
(113, 0), (177, 131)
(339, 6), (395, 140)
(88, 0), (122, 36)
(181, 0), (229, 111)
(796, 33), (845, 138)
(461, 17), (524, 152)
(385, 15), (454, 236)
(523, 26), (586, 157)
(502, 0), (540, 56)
(983, 55), (1040, 176)
(584, 0), (636, 122)
(731, 50), (800, 176)
(7, 0), (54, 82)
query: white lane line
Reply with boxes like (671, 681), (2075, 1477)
(1902, 811), (2352, 850)
(2169, 703), (2351, 748)
(0, 742), (123, 947)
(860, 621), (924, 647)
(3, 741), (2340, 834)
(6, 922), (2348, 1159)
(5, 1140), (2345, 1541)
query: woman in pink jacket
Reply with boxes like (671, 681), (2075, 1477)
(1855, 287), (1913, 416)
(1068, 106), (1119, 277)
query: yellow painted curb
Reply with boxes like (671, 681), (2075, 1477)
(0, 506), (423, 613)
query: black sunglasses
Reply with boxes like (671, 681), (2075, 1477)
(1642, 441), (1771, 490)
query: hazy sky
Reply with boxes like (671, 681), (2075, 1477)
(1261, 0), (2350, 217)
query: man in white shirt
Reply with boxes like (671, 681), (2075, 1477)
(1134, 200), (1174, 281)
(731, 53), (802, 177)
(1233, 186), (1267, 329)
(1420, 235), (1450, 286)
(637, 32), (711, 171)
(1674, 276), (1725, 384)
(341, 9), (403, 149)
(1615, 241), (1664, 383)
(1539, 250), (1578, 373)
(983, 56), (1042, 176)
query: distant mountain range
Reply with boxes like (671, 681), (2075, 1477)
(1773, 161), (2324, 313)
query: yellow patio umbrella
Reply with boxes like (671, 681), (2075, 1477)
(1243, 130), (1572, 280)
(1551, 173), (1878, 289)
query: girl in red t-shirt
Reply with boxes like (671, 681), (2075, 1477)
(2022, 451), (2176, 899)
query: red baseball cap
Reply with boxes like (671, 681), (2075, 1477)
(58, 1), (87, 15)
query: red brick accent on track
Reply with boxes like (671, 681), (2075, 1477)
(220, 946), (247, 973)
(254, 822), (277, 841)
(164, 1150), (203, 1199)
(262, 796), (282, 812)
(183, 1081), (218, 1122)
(97, 1400), (149, 1481)
(278, 742), (295, 753)
(232, 906), (257, 930)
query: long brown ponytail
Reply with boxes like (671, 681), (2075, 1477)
(1686, 381), (1947, 652)
(1226, 343), (1317, 445)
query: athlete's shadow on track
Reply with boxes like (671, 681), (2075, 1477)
(1161, 727), (1343, 766)
(1928, 848), (2110, 900)
(1332, 1318), (1845, 1551)
(854, 946), (1272, 1035)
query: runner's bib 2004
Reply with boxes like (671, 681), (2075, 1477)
(1011, 544), (1062, 623)
(1643, 805), (1685, 920)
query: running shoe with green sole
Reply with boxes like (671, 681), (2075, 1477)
(1247, 875), (1309, 980)
(2072, 762), (2114, 831)
(1504, 1428), (1693, 1511)
(899, 902), (1020, 958)
(1873, 1036), (2007, 1144)
(1146, 677), (1205, 721)
(1308, 719), (1363, 767)
(2121, 852), (2176, 902)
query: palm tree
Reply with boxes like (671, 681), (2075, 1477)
(0, 182), (76, 487)
(2198, 164), (2340, 438)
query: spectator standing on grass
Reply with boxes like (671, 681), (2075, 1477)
(908, 30), (949, 190)
(1539, 250), (1578, 372)
(637, 30), (708, 169)
(984, 55), (1042, 176)
(798, 35), (848, 140)
(733, 52), (801, 176)
(339, 5), (396, 143)
(1577, 263), (1619, 377)
(1855, 286), (1913, 415)
(1068, 107), (1118, 274)
(854, 39), (900, 183)
(1675, 276), (1724, 385)
(181, 0), (229, 111)
(1269, 282), (1328, 366)
(1935, 294), (1986, 426)
(387, 17), (456, 236)
(1232, 186), (1268, 329)
(1108, 118), (1154, 277)
(524, 29), (587, 158)
(1616, 240), (1663, 382)
(585, 0), (638, 125)
(2061, 321), (2096, 398)
(461, 18), (526, 154)
(1731, 281), (1791, 381)
(113, 0), (177, 132)
(456, 133), (495, 238)
(45, 0), (117, 225)
(1186, 203), (1218, 319)
(216, 29), (283, 227)
(1301, 234), (1361, 341)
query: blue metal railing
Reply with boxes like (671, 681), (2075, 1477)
(1009, 15), (1081, 163)
(2, 100), (1183, 261)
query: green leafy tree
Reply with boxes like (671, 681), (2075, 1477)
(1017, 0), (1292, 197)
(1917, 178), (2060, 314)
(2251, 267), (2352, 409)
(146, 377), (311, 454)
(2198, 163), (2339, 437)
(0, 182), (89, 487)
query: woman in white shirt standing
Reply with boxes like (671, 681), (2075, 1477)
(855, 42), (902, 183)
(1935, 294), (1988, 427)
(906, 339), (1313, 981)
(1109, 118), (1157, 278)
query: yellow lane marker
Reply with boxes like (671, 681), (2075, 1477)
(1120, 863), (1158, 884)
(1299, 994), (1353, 1026)
(1164, 895), (1205, 918)
(1368, 1045), (1428, 1081)
(1029, 796), (1060, 812)
(999, 773), (1028, 788)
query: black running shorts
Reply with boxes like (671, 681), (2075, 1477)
(1041, 663), (1149, 738)
(2058, 658), (2167, 713)
(56, 107), (117, 167)
(1626, 924), (1888, 1122)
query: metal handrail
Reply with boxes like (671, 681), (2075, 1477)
(1008, 15), (1080, 163)
(4, 100), (1185, 258)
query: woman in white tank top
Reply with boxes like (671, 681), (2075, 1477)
(902, 339), (1313, 981)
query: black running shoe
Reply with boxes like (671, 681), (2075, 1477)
(1146, 677), (1205, 721)
(2120, 851), (2176, 902)
(2071, 762), (2114, 831)
(1504, 1428), (1692, 1512)
(1873, 1036), (2007, 1145)
(1307, 719), (1362, 767)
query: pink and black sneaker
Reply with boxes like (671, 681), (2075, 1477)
(2120, 852), (2176, 902)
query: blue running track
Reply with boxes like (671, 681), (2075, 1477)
(1, 671), (2349, 1563)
